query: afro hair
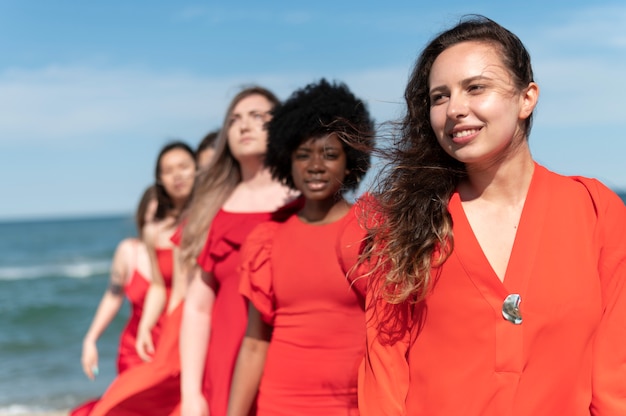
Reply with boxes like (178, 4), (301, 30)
(265, 78), (374, 191)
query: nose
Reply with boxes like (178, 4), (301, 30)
(446, 91), (468, 119)
(238, 115), (251, 131)
(307, 154), (325, 172)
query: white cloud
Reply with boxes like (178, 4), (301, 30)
(543, 5), (626, 49)
(0, 64), (408, 148)
(520, 5), (626, 127)
(532, 57), (626, 126)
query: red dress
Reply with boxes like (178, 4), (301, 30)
(73, 247), (174, 416)
(359, 164), (626, 415)
(185, 203), (301, 416)
(117, 268), (162, 372)
(238, 205), (366, 415)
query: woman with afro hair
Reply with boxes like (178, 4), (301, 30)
(227, 78), (375, 416)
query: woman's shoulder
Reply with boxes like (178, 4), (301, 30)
(245, 220), (283, 247)
(539, 165), (623, 208)
(115, 237), (141, 255)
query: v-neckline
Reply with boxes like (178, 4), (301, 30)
(449, 163), (549, 300)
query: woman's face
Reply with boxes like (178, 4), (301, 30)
(196, 147), (215, 170)
(158, 148), (195, 204)
(428, 41), (537, 167)
(291, 133), (349, 202)
(226, 94), (274, 162)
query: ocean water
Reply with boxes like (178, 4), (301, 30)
(0, 215), (136, 414)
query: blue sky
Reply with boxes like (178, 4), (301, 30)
(1, 1), (625, 220)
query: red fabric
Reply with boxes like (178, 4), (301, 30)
(88, 302), (184, 416)
(71, 247), (175, 416)
(194, 199), (302, 416)
(196, 210), (279, 416)
(359, 164), (626, 415)
(238, 205), (367, 415)
(170, 223), (184, 247)
(117, 248), (174, 371)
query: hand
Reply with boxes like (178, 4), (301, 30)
(135, 327), (155, 362)
(181, 393), (209, 416)
(81, 340), (99, 380)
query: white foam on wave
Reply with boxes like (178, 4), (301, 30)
(0, 404), (66, 415)
(0, 260), (111, 281)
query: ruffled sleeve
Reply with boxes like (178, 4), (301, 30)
(196, 222), (216, 273)
(239, 221), (281, 325)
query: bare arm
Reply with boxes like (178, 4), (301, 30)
(81, 239), (132, 379)
(227, 304), (272, 416)
(180, 268), (216, 416)
(167, 246), (188, 313)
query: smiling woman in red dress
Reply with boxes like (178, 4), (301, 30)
(358, 15), (626, 416)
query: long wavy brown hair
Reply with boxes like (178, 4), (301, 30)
(364, 15), (535, 304)
(179, 86), (280, 267)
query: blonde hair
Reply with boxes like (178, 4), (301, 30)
(179, 86), (280, 266)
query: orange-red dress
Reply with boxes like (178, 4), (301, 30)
(359, 164), (626, 415)
(76, 247), (175, 416)
(238, 206), (366, 415)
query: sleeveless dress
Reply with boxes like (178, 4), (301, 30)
(117, 267), (162, 372)
(238, 205), (367, 415)
(71, 247), (174, 416)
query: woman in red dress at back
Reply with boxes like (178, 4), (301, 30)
(80, 141), (196, 416)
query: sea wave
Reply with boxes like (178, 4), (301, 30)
(0, 260), (111, 281)
(0, 404), (67, 415)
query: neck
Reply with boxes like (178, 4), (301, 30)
(461, 149), (534, 205)
(299, 195), (350, 224)
(239, 156), (269, 184)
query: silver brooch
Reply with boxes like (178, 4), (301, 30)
(502, 293), (522, 325)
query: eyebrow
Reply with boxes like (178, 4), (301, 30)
(231, 109), (268, 117)
(429, 75), (493, 94)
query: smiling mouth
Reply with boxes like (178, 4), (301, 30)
(450, 128), (480, 139)
(305, 180), (327, 190)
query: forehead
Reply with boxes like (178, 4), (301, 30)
(160, 148), (193, 166)
(231, 94), (273, 114)
(429, 41), (507, 85)
(298, 132), (342, 148)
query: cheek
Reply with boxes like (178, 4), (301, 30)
(160, 176), (175, 192)
(257, 129), (269, 147)
(429, 107), (446, 136)
(331, 160), (349, 182)
(291, 161), (306, 184)
(183, 168), (196, 185)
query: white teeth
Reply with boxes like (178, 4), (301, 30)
(452, 129), (478, 138)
